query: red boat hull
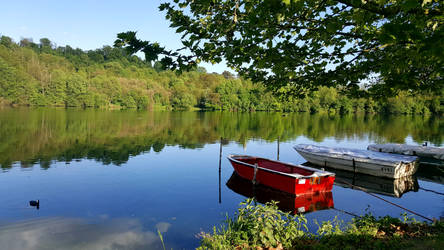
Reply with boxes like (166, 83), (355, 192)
(228, 155), (335, 195)
(227, 173), (334, 214)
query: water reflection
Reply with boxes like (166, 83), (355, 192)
(0, 109), (442, 248)
(416, 165), (444, 185)
(226, 173), (334, 214)
(333, 170), (419, 198)
(0, 217), (168, 250)
(0, 109), (442, 169)
(301, 163), (419, 198)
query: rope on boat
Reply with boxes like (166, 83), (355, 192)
(332, 207), (360, 218)
(252, 163), (258, 185)
(419, 187), (444, 196)
(335, 179), (434, 222)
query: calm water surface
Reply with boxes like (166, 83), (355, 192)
(0, 109), (443, 249)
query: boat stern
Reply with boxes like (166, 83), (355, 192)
(292, 174), (335, 195)
(394, 159), (419, 178)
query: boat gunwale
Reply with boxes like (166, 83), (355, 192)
(368, 143), (444, 161)
(227, 154), (335, 179)
(294, 146), (419, 168)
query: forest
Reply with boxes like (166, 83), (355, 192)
(0, 35), (442, 115)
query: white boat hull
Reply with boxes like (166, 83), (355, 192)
(295, 145), (418, 179)
(368, 144), (444, 165)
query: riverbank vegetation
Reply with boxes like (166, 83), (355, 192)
(198, 199), (444, 249)
(0, 36), (443, 114)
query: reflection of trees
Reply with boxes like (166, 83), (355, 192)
(0, 109), (442, 168)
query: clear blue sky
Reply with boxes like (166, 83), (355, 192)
(0, 0), (228, 73)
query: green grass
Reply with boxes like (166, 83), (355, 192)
(198, 199), (444, 249)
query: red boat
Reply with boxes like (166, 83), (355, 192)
(228, 155), (335, 195)
(226, 173), (334, 214)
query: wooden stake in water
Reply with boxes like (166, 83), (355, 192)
(277, 136), (280, 161)
(219, 137), (222, 204)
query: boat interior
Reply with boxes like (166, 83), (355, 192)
(232, 156), (315, 176)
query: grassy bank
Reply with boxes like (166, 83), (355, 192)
(198, 199), (443, 249)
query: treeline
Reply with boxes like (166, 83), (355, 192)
(0, 35), (442, 114)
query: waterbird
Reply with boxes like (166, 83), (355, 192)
(29, 200), (39, 209)
(423, 142), (428, 146)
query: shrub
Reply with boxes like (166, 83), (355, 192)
(199, 199), (444, 250)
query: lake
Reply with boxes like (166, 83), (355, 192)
(0, 109), (443, 249)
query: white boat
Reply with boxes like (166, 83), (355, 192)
(294, 144), (419, 179)
(368, 144), (444, 166)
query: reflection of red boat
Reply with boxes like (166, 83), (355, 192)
(226, 173), (334, 214)
(228, 155), (335, 195)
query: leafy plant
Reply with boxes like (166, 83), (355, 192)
(199, 199), (309, 249)
(198, 199), (444, 249)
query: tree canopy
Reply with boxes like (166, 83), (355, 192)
(116, 0), (443, 96)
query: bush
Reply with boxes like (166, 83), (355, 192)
(338, 96), (353, 114)
(199, 199), (444, 250)
(199, 199), (308, 249)
(171, 92), (196, 110)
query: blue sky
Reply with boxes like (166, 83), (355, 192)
(0, 0), (227, 73)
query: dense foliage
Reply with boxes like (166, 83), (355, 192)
(199, 199), (444, 249)
(0, 35), (442, 113)
(155, 0), (443, 95)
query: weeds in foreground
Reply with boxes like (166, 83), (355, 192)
(198, 199), (444, 249)
(158, 230), (166, 250)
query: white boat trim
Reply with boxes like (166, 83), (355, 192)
(227, 154), (335, 179)
(368, 143), (444, 160)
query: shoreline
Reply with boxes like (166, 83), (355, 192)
(198, 199), (444, 249)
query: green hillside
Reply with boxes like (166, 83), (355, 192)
(0, 35), (442, 114)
